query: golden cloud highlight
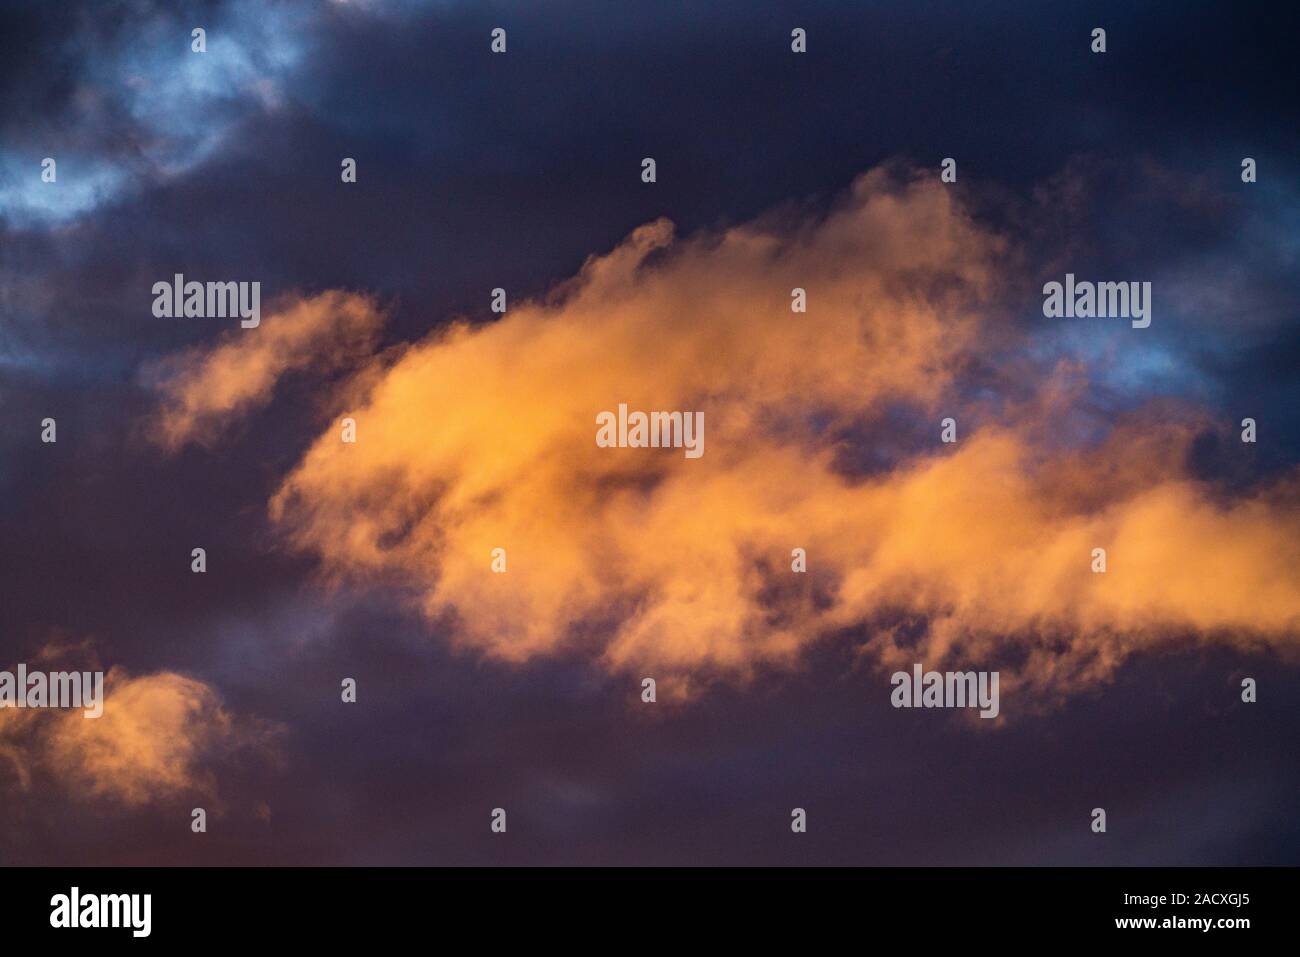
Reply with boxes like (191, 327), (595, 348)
(159, 167), (1300, 702)
(0, 664), (277, 806)
(144, 290), (384, 449)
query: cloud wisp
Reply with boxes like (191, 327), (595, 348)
(144, 290), (385, 450)
(1, 652), (279, 807)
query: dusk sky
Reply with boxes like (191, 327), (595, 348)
(1, 0), (1298, 866)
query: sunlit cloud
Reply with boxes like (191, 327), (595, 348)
(143, 290), (385, 450)
(152, 166), (1300, 703)
(0, 654), (279, 807)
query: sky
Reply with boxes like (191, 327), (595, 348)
(1, 0), (1298, 865)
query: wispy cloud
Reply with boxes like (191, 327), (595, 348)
(1, 648), (279, 807)
(143, 290), (385, 450)
(0, 0), (312, 226)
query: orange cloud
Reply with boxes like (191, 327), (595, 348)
(155, 167), (1300, 703)
(0, 663), (278, 806)
(144, 290), (385, 449)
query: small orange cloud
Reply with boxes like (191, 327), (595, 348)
(0, 662), (278, 806)
(144, 290), (385, 450)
